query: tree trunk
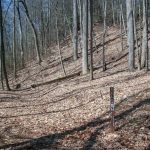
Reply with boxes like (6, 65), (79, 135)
(16, 1), (24, 68)
(63, 0), (67, 38)
(56, 16), (66, 76)
(20, 0), (42, 64)
(77, 0), (83, 51)
(89, 0), (93, 80)
(0, 0), (11, 91)
(112, 0), (115, 26)
(102, 0), (107, 71)
(0, 58), (4, 90)
(133, 0), (141, 70)
(141, 0), (148, 70)
(137, 1), (142, 70)
(82, 0), (89, 74)
(13, 0), (16, 78)
(73, 0), (78, 60)
(120, 7), (123, 51)
(120, 4), (127, 36)
(126, 0), (135, 71)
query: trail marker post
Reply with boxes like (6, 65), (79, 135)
(110, 87), (115, 132)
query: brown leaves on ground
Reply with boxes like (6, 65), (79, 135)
(0, 25), (150, 150)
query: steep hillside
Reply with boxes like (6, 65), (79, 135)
(0, 25), (149, 150)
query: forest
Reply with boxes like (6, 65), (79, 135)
(0, 0), (150, 149)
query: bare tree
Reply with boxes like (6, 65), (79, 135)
(82, 0), (89, 74)
(20, 0), (42, 64)
(141, 0), (148, 70)
(13, 0), (16, 78)
(73, 0), (78, 60)
(112, 0), (115, 26)
(16, 1), (24, 68)
(102, 0), (107, 71)
(55, 4), (66, 76)
(120, 3), (126, 35)
(126, 0), (135, 71)
(0, 0), (11, 91)
(89, 0), (94, 80)
(120, 5), (123, 51)
(78, 0), (83, 51)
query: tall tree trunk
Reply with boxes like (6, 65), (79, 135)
(82, 0), (89, 74)
(133, 0), (137, 40)
(120, 3), (127, 35)
(48, 0), (52, 50)
(20, 0), (42, 64)
(120, 7), (123, 51)
(89, 0), (94, 80)
(73, 0), (78, 60)
(0, 0), (11, 91)
(16, 2), (24, 68)
(138, 0), (142, 70)
(141, 0), (148, 70)
(103, 0), (107, 32)
(112, 0), (115, 26)
(13, 0), (16, 78)
(40, 0), (44, 56)
(63, 0), (67, 38)
(78, 0), (83, 50)
(133, 0), (141, 70)
(126, 0), (135, 71)
(56, 16), (66, 76)
(102, 0), (107, 71)
(0, 58), (4, 90)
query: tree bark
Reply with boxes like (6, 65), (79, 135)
(141, 0), (148, 70)
(13, 0), (16, 78)
(120, 4), (127, 36)
(102, 0), (107, 71)
(77, 0), (83, 51)
(126, 0), (135, 71)
(0, 0), (11, 91)
(56, 16), (66, 76)
(120, 7), (123, 51)
(20, 0), (42, 64)
(82, 0), (89, 74)
(112, 0), (115, 26)
(89, 0), (93, 80)
(16, 1), (24, 68)
(73, 0), (78, 60)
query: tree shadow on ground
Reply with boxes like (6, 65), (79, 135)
(0, 76), (149, 117)
(0, 94), (149, 150)
(82, 97), (150, 150)
(146, 144), (150, 150)
(11, 32), (126, 92)
(0, 81), (102, 111)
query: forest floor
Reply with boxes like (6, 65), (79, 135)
(0, 24), (150, 150)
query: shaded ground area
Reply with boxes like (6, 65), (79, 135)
(0, 25), (150, 149)
(0, 93), (149, 150)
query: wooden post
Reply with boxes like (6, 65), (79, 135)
(110, 87), (115, 132)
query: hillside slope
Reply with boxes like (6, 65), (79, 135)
(0, 25), (150, 150)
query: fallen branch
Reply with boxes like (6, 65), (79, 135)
(31, 71), (81, 88)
